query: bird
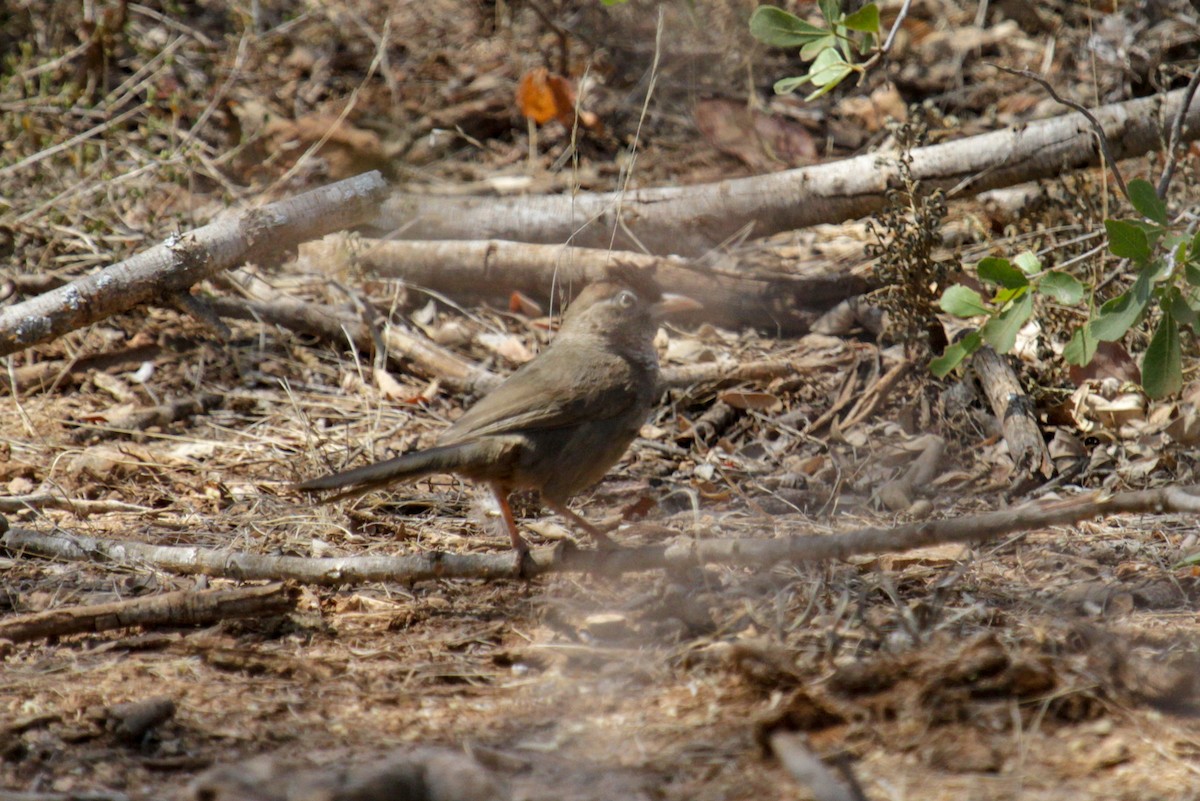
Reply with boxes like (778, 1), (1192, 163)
(295, 271), (700, 558)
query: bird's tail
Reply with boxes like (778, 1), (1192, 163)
(293, 442), (486, 502)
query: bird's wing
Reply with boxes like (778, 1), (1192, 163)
(440, 344), (642, 444)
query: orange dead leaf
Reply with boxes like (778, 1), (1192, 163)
(517, 67), (558, 125)
(508, 290), (543, 317)
(516, 67), (602, 132)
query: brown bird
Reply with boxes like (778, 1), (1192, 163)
(295, 274), (700, 557)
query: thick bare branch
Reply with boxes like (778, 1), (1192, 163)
(313, 237), (865, 335)
(372, 89), (1200, 256)
(0, 171), (389, 356)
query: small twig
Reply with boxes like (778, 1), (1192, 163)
(170, 291), (232, 339)
(661, 358), (796, 389)
(990, 64), (1129, 201)
(1157, 65), (1200, 199)
(858, 0), (913, 72)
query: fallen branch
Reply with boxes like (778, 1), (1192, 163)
(768, 732), (866, 801)
(312, 237), (865, 335)
(188, 747), (508, 801)
(0, 495), (150, 516)
(372, 89), (1200, 256)
(3, 486), (1197, 583)
(67, 392), (225, 442)
(0, 582), (298, 644)
(210, 295), (502, 395)
(973, 345), (1054, 488)
(0, 171), (388, 357)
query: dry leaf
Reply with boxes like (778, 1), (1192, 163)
(477, 332), (534, 364)
(509, 290), (542, 317)
(515, 67), (602, 131)
(718, 390), (782, 411)
(373, 367), (409, 401)
(262, 113), (387, 178)
(694, 98), (816, 170)
(1068, 341), (1141, 386)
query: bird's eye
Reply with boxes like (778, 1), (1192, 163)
(616, 290), (636, 308)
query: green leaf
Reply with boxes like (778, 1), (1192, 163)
(1089, 271), (1152, 341)
(980, 291), (1033, 353)
(1166, 287), (1199, 328)
(976, 257), (1029, 289)
(1185, 262), (1200, 287)
(818, 0), (841, 24)
(1176, 550), (1200, 568)
(803, 48), (854, 99)
(1128, 178), (1167, 225)
(1143, 313), (1182, 399)
(1038, 271), (1085, 305)
(1063, 324), (1099, 366)
(939, 285), (990, 317)
(1189, 227), (1200, 261)
(774, 74), (812, 94)
(843, 3), (880, 32)
(800, 33), (838, 61)
(1105, 219), (1151, 262)
(930, 331), (982, 378)
(992, 286), (1025, 306)
(750, 6), (828, 47)
(1013, 251), (1042, 275)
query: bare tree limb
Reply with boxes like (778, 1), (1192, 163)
(210, 295), (502, 396)
(0, 171), (389, 357)
(4, 486), (1198, 584)
(371, 89), (1200, 256)
(312, 237), (865, 335)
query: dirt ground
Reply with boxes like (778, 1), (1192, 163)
(3, 1), (1200, 799)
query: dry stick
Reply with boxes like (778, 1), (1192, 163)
(973, 345), (1054, 484)
(5, 486), (1198, 584)
(992, 65), (1130, 201)
(0, 583), (298, 644)
(661, 358), (796, 389)
(769, 732), (865, 801)
(67, 392), (225, 442)
(0, 791), (130, 801)
(1157, 66), (1200, 199)
(0, 495), (149, 515)
(208, 296), (501, 395)
(372, 89), (1200, 256)
(210, 294), (795, 393)
(0, 341), (165, 394)
(0, 171), (389, 357)
(318, 235), (863, 335)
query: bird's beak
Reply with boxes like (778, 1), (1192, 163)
(651, 293), (703, 320)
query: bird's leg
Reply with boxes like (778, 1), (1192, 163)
(543, 499), (618, 550)
(491, 485), (531, 558)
